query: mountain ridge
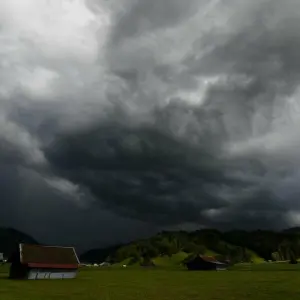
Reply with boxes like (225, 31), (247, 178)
(0, 227), (39, 257)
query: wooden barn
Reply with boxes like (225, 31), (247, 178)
(185, 255), (228, 271)
(9, 243), (80, 280)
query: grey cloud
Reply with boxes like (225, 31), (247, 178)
(1, 0), (300, 248)
(110, 0), (201, 44)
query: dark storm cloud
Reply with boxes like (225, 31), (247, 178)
(45, 121), (228, 225)
(45, 0), (300, 230)
(2, 0), (300, 247)
(44, 105), (291, 229)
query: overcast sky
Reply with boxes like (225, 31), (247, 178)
(1, 0), (300, 251)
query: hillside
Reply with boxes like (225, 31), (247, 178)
(81, 228), (300, 266)
(0, 227), (38, 258)
(80, 244), (122, 264)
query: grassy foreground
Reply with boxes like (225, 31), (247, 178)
(1, 263), (300, 300)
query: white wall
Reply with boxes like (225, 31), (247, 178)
(27, 269), (77, 279)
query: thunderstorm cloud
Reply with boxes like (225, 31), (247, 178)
(1, 0), (300, 249)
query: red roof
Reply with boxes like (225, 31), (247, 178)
(199, 255), (218, 263)
(19, 244), (79, 269)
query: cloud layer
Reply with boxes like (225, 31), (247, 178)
(1, 0), (300, 247)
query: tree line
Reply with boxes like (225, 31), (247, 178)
(99, 228), (300, 265)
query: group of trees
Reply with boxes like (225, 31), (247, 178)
(103, 228), (300, 265)
(2, 226), (300, 266)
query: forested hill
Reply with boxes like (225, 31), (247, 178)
(0, 227), (38, 257)
(80, 228), (300, 265)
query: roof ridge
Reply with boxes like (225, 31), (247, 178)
(22, 243), (74, 249)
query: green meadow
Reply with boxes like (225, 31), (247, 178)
(1, 263), (300, 300)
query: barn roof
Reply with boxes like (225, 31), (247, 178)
(196, 255), (226, 265)
(200, 255), (218, 263)
(19, 244), (79, 269)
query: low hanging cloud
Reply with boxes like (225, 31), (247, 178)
(1, 0), (300, 246)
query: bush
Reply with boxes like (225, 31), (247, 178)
(289, 258), (298, 264)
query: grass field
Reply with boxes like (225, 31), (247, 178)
(1, 263), (300, 300)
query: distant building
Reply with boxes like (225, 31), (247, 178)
(185, 255), (228, 271)
(0, 253), (3, 262)
(9, 244), (80, 280)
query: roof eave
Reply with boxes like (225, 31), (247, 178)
(27, 263), (79, 269)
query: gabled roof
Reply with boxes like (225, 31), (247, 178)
(191, 255), (226, 265)
(202, 256), (226, 265)
(200, 255), (218, 263)
(19, 244), (79, 269)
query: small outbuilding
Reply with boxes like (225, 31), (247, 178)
(9, 243), (80, 280)
(185, 255), (228, 271)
